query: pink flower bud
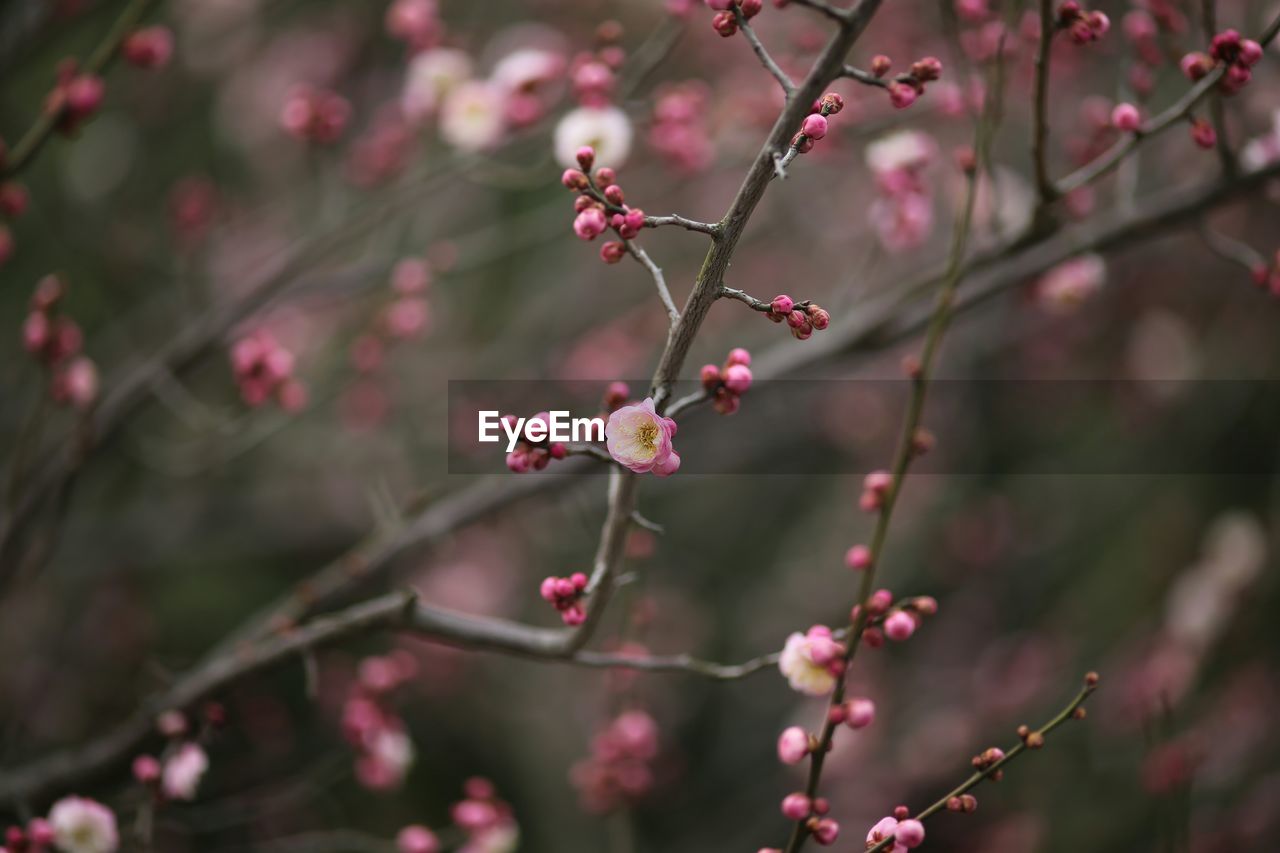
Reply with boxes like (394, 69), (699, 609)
(807, 306), (830, 330)
(573, 207), (607, 240)
(397, 825), (441, 853)
(561, 169), (588, 190)
(65, 74), (105, 118)
(871, 55), (892, 77)
(1180, 52), (1213, 81)
(845, 697), (875, 729)
(884, 610), (917, 641)
(812, 818), (840, 845)
(1190, 118), (1217, 150)
(122, 26), (174, 69)
(603, 184), (625, 205)
(576, 146), (596, 170)
(1110, 102), (1141, 132)
(895, 819), (925, 848)
(771, 294), (794, 315)
(27, 818), (55, 846)
(723, 363), (753, 394)
(844, 545), (872, 570)
(911, 56), (943, 81)
(801, 113), (828, 140)
(726, 346), (751, 366)
(867, 588), (893, 615)
(0, 182), (29, 218)
(600, 241), (627, 263)
(701, 364), (722, 389)
(819, 92), (844, 114)
(712, 10), (738, 36)
(781, 793), (812, 820)
(864, 470), (892, 494)
(777, 726), (809, 764)
(1239, 38), (1263, 66)
(741, 0), (763, 16)
(888, 81), (918, 109)
(132, 754), (161, 784)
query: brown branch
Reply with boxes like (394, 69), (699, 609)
(625, 239), (681, 326)
(866, 676), (1099, 852)
(0, 589), (777, 806)
(735, 7), (797, 95)
(1032, 0), (1056, 204)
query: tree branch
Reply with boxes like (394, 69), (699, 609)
(734, 7), (796, 95)
(625, 239), (681, 326)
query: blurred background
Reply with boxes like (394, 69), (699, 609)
(2, 0), (1280, 850)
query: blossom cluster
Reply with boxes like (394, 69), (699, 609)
(562, 145), (649, 265)
(700, 347), (753, 414)
(539, 571), (589, 625)
(765, 293), (832, 341)
(1181, 28), (1264, 96)
(866, 131), (937, 252)
(280, 85), (353, 144)
(570, 710), (660, 813)
(230, 329), (307, 411)
(1055, 1), (1111, 44)
(21, 275), (99, 410)
(341, 652), (419, 790)
(502, 411), (570, 473)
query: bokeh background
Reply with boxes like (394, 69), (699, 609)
(3, 0), (1280, 850)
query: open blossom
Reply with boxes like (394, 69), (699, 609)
(554, 106), (633, 169)
(440, 80), (506, 151)
(865, 129), (937, 176)
(161, 742), (209, 800)
(778, 625), (845, 696)
(492, 47), (566, 93)
(605, 398), (680, 476)
(401, 48), (473, 125)
(1037, 254), (1106, 314)
(47, 796), (118, 853)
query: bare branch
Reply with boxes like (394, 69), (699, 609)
(1031, 0), (1056, 204)
(643, 214), (721, 236)
(734, 7), (796, 95)
(838, 64), (888, 88)
(625, 240), (681, 326)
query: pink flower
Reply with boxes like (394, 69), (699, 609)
(440, 81), (506, 152)
(778, 626), (844, 695)
(161, 742), (209, 800)
(777, 726), (809, 764)
(866, 816), (907, 853)
(605, 398), (680, 476)
(1036, 254), (1106, 314)
(47, 796), (118, 853)
(801, 113), (828, 140)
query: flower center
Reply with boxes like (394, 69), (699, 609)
(636, 422), (658, 450)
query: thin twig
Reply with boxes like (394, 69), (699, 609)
(735, 7), (797, 95)
(643, 214), (721, 236)
(789, 0), (853, 24)
(866, 677), (1099, 852)
(838, 64), (889, 88)
(625, 240), (681, 326)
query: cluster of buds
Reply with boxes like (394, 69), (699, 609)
(502, 411), (569, 472)
(1056, 1), (1111, 44)
(22, 275), (99, 410)
(946, 793), (980, 812)
(122, 26), (175, 69)
(562, 146), (646, 263)
(44, 60), (104, 135)
(280, 85), (352, 144)
(779, 793), (840, 845)
(1181, 29), (1263, 96)
(570, 23), (625, 107)
(450, 778), (519, 851)
(342, 652), (419, 790)
(132, 704), (223, 802)
(971, 745), (1007, 779)
(570, 710), (660, 813)
(540, 572), (589, 625)
(853, 590), (938, 647)
(764, 293), (831, 341)
(790, 93), (844, 155)
(873, 58), (943, 110)
(230, 329), (307, 411)
(1248, 250), (1280, 297)
(704, 0), (763, 37)
(699, 347), (753, 414)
